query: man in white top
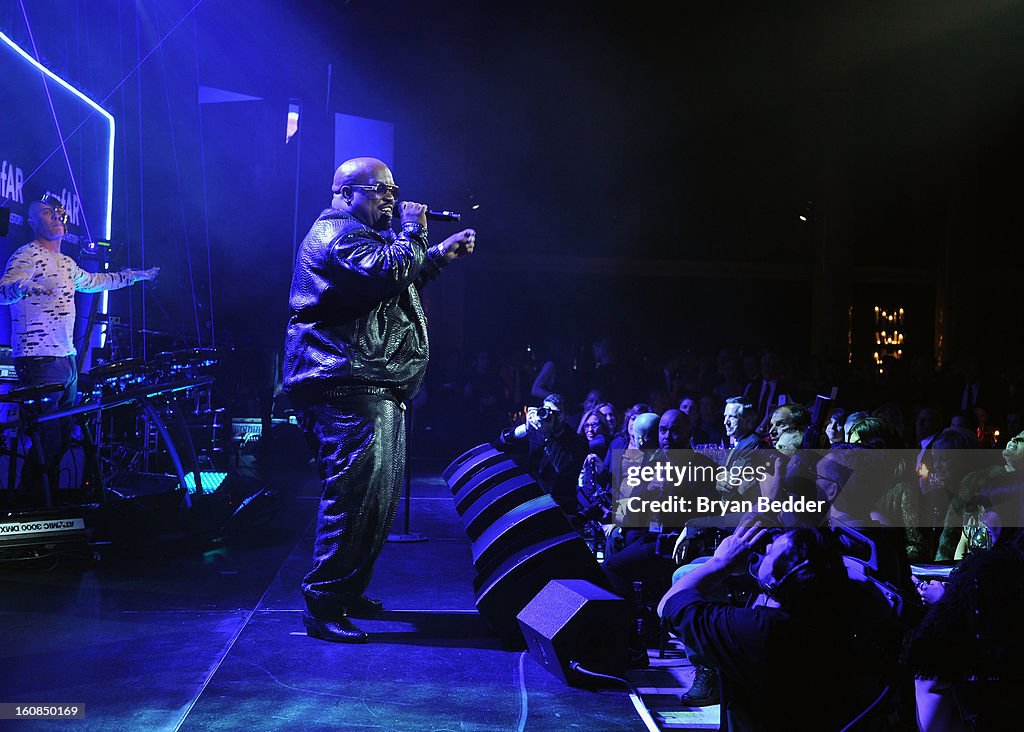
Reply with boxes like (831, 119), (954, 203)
(0, 196), (158, 500)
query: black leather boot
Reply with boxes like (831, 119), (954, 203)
(304, 597), (369, 643)
(343, 594), (384, 617)
(302, 610), (369, 644)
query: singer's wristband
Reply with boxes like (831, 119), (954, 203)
(401, 222), (427, 237)
(427, 244), (450, 267)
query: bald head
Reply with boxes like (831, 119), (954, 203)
(27, 199), (66, 242)
(330, 157), (396, 231)
(331, 157), (388, 194)
(658, 408), (691, 450)
(632, 412), (660, 450)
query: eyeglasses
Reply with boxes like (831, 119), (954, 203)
(40, 196), (69, 225)
(350, 182), (400, 199)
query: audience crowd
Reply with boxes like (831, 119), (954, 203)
(415, 336), (1023, 731)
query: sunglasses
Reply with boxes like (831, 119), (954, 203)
(349, 182), (400, 199)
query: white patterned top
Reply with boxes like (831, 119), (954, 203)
(0, 241), (137, 357)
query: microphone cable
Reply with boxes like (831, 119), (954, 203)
(568, 661), (660, 731)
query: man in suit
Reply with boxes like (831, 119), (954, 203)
(717, 397), (768, 499)
(744, 351), (788, 436)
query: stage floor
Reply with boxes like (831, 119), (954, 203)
(2, 455), (713, 731)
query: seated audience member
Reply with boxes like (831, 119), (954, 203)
(914, 405), (944, 450)
(607, 411), (662, 535)
(678, 393), (697, 421)
(711, 356), (745, 402)
(717, 396), (768, 500)
(573, 388), (604, 433)
(496, 393), (589, 520)
(817, 444), (916, 597)
(722, 397), (763, 451)
(750, 350), (789, 435)
(577, 408), (613, 523)
(757, 439), (826, 528)
(948, 410), (978, 435)
(844, 409), (871, 439)
(596, 402), (653, 488)
(906, 529), (1024, 732)
(933, 428), (1024, 561)
(763, 401), (824, 517)
(610, 402), (653, 452)
(914, 483), (1024, 606)
(767, 402), (815, 451)
(602, 409), (716, 666)
(659, 525), (904, 730)
(595, 401), (619, 437)
(847, 414), (904, 449)
(578, 407), (611, 460)
(872, 402), (912, 447)
(824, 406), (848, 446)
(875, 427), (984, 562)
(692, 394), (725, 447)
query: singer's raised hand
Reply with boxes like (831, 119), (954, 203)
(439, 228), (476, 263)
(400, 201), (428, 228)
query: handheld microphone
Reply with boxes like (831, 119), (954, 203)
(426, 209), (461, 222)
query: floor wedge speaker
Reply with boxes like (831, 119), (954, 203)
(460, 473), (542, 541)
(474, 531), (607, 648)
(442, 442), (497, 483)
(517, 579), (631, 685)
(443, 444), (515, 496)
(470, 494), (571, 577)
(452, 459), (527, 516)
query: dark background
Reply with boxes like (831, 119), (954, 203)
(2, 0), (1023, 424)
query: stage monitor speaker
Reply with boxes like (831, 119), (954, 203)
(470, 494), (572, 578)
(91, 473), (187, 545)
(443, 444), (517, 496)
(517, 579), (631, 685)
(452, 458), (526, 515)
(460, 473), (542, 541)
(474, 531), (607, 648)
(442, 442), (497, 483)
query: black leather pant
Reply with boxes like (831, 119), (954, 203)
(299, 395), (405, 613)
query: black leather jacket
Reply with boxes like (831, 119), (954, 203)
(283, 208), (445, 406)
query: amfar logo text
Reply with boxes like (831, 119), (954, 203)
(43, 189), (83, 226)
(1, 160), (25, 203)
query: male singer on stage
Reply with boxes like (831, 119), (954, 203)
(283, 157), (476, 643)
(0, 196), (159, 501)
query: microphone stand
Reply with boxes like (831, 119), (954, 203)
(387, 402), (427, 543)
